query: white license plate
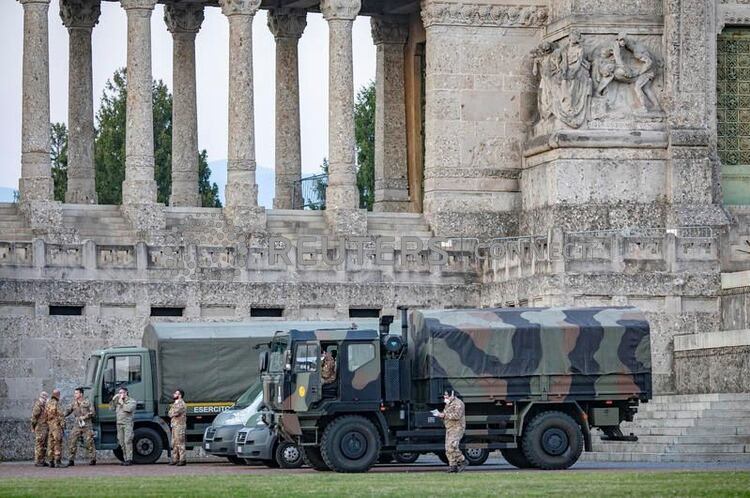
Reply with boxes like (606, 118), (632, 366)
(237, 447), (243, 453)
(205, 443), (211, 450)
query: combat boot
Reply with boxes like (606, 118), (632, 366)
(168, 459), (176, 466)
(55, 460), (66, 468)
(49, 460), (55, 468)
(68, 460), (75, 467)
(34, 461), (48, 468)
(176, 460), (186, 467)
(446, 465), (457, 473)
(89, 460), (96, 466)
(456, 460), (467, 473)
(124, 460), (132, 466)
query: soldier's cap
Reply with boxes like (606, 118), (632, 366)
(40, 391), (49, 399)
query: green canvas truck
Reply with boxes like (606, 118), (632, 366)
(261, 306), (652, 472)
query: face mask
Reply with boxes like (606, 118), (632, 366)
(173, 394), (179, 400)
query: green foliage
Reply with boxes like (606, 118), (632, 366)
(308, 158), (329, 210)
(354, 81), (376, 211)
(50, 122), (68, 202)
(199, 150), (222, 208)
(152, 80), (173, 204)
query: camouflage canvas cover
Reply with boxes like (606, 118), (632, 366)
(409, 307), (651, 401)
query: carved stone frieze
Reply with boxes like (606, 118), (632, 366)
(164, 3), (204, 34)
(59, 0), (100, 29)
(420, 2), (548, 28)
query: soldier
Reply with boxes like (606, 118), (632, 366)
(437, 390), (467, 473)
(321, 350), (336, 385)
(168, 388), (187, 466)
(30, 391), (49, 467)
(45, 389), (66, 468)
(65, 387), (96, 466)
(109, 386), (136, 466)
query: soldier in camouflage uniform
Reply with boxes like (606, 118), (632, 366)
(110, 386), (137, 465)
(45, 389), (66, 468)
(168, 389), (187, 466)
(321, 350), (336, 384)
(30, 391), (49, 467)
(437, 391), (466, 473)
(65, 387), (96, 466)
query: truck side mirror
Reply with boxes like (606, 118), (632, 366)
(259, 351), (268, 373)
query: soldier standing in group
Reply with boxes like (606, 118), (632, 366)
(110, 386), (136, 466)
(168, 389), (187, 466)
(30, 391), (49, 467)
(65, 387), (96, 466)
(437, 390), (467, 473)
(45, 389), (66, 468)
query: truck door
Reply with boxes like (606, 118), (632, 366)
(291, 342), (321, 411)
(340, 341), (380, 402)
(99, 354), (147, 425)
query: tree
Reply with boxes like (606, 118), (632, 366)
(50, 122), (68, 202)
(354, 81), (375, 211)
(94, 68), (221, 207)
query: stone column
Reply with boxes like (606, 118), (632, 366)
(371, 16), (410, 213)
(18, 0), (53, 204)
(60, 0), (100, 204)
(165, 3), (204, 207)
(219, 0), (265, 230)
(268, 9), (307, 210)
(321, 0), (366, 234)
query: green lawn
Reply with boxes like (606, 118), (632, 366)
(1, 471), (749, 497)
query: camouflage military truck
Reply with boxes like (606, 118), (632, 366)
(261, 307), (652, 472)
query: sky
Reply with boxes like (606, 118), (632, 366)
(0, 0), (376, 191)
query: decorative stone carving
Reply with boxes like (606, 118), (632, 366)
(531, 31), (663, 133)
(420, 2), (548, 28)
(59, 0), (100, 29)
(164, 3), (204, 34)
(267, 8), (306, 40)
(120, 0), (156, 10)
(371, 15), (408, 45)
(320, 0), (361, 21)
(218, 0), (260, 17)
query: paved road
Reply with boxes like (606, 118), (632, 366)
(2, 455), (749, 479)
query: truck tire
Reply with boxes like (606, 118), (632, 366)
(320, 415), (381, 473)
(113, 447), (124, 462)
(521, 411), (583, 470)
(132, 427), (164, 465)
(301, 447), (330, 471)
(500, 448), (533, 469)
(394, 452), (420, 464)
(464, 447), (490, 466)
(275, 441), (303, 469)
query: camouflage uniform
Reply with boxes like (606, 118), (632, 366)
(321, 352), (336, 385)
(30, 399), (48, 465)
(66, 398), (95, 462)
(110, 394), (137, 462)
(45, 394), (66, 464)
(443, 396), (466, 469)
(168, 398), (187, 464)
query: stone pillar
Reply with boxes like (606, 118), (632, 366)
(120, 0), (163, 229)
(60, 0), (100, 204)
(321, 0), (366, 234)
(219, 0), (265, 230)
(165, 3), (204, 207)
(18, 0), (53, 204)
(268, 9), (306, 210)
(371, 16), (410, 213)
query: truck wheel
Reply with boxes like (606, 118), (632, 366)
(301, 447), (330, 471)
(500, 448), (533, 469)
(275, 442), (303, 469)
(113, 447), (124, 462)
(521, 411), (583, 470)
(394, 452), (420, 464)
(227, 456), (247, 465)
(320, 415), (381, 473)
(132, 427), (164, 465)
(464, 448), (490, 466)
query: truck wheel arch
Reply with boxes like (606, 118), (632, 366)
(517, 402), (591, 452)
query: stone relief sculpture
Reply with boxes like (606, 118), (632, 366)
(532, 31), (663, 132)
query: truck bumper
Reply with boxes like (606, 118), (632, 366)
(235, 426), (276, 461)
(203, 424), (242, 457)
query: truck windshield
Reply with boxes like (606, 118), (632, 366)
(84, 355), (100, 386)
(268, 339), (288, 372)
(234, 381), (262, 409)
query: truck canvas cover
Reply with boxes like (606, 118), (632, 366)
(409, 307), (651, 401)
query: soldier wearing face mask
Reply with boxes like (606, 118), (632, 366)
(436, 390), (467, 473)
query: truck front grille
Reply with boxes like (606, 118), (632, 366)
(236, 432), (247, 444)
(205, 428), (216, 440)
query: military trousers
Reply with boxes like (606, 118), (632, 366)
(171, 424), (186, 463)
(68, 425), (96, 460)
(33, 425), (48, 463)
(46, 426), (64, 462)
(445, 427), (466, 467)
(116, 423), (134, 461)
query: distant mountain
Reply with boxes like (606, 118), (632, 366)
(207, 160), (275, 209)
(0, 186), (17, 203)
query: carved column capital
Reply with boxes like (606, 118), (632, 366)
(218, 0), (261, 17)
(164, 3), (204, 34)
(18, 0), (50, 6)
(320, 0), (361, 21)
(120, 0), (156, 11)
(267, 8), (307, 40)
(60, 0), (101, 30)
(370, 15), (408, 45)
